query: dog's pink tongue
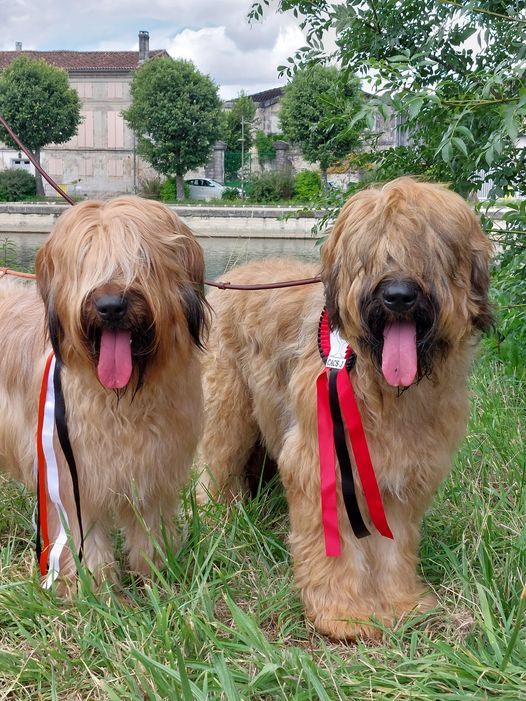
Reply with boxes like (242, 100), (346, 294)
(97, 330), (132, 389)
(382, 321), (417, 387)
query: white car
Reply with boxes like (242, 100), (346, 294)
(185, 177), (226, 201)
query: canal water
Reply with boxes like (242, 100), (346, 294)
(2, 233), (321, 281)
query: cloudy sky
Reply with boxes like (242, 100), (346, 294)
(0, 0), (306, 99)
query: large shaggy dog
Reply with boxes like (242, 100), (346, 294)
(0, 196), (207, 588)
(198, 178), (492, 640)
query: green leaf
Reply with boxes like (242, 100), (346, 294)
(407, 97), (424, 119)
(452, 136), (468, 156)
(441, 141), (453, 163)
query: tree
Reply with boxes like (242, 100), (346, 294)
(250, 1), (526, 198)
(223, 92), (257, 181)
(0, 56), (81, 196)
(224, 92), (257, 152)
(279, 65), (364, 182)
(124, 56), (223, 200)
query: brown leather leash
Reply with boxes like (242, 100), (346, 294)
(0, 113), (322, 291)
(0, 267), (38, 280)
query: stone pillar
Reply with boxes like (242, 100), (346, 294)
(205, 141), (227, 183)
(273, 140), (292, 174)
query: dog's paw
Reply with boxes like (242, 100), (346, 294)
(50, 574), (78, 599)
(383, 589), (437, 622)
(195, 482), (211, 506)
(306, 607), (384, 642)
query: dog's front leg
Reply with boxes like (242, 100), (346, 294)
(40, 450), (117, 594)
(368, 498), (437, 625)
(278, 428), (384, 641)
(119, 492), (180, 576)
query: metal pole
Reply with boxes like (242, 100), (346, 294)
(240, 115), (245, 200)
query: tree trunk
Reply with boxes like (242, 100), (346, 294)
(34, 148), (45, 197)
(176, 174), (185, 201)
(320, 167), (328, 189)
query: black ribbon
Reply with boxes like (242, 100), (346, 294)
(327, 367), (370, 539)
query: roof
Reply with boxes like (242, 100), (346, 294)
(0, 50), (168, 72)
(249, 87), (284, 104)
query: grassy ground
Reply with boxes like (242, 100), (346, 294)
(0, 355), (524, 700)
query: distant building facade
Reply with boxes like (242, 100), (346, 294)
(0, 32), (167, 198)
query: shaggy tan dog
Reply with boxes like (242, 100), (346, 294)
(0, 196), (207, 589)
(198, 177), (492, 640)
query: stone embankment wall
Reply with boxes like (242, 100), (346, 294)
(0, 203), (323, 241)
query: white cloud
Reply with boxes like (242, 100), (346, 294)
(1, 0), (304, 96)
(167, 23), (304, 98)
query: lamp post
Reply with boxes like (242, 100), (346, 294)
(239, 115), (245, 200)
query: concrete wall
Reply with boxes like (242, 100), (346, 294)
(0, 202), (323, 240)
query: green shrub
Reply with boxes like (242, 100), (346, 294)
(248, 171), (295, 203)
(0, 169), (36, 201)
(478, 200), (526, 376)
(0, 237), (18, 268)
(294, 170), (322, 201)
(221, 187), (240, 202)
(487, 249), (526, 375)
(138, 176), (162, 200)
(158, 177), (190, 201)
(160, 177), (177, 202)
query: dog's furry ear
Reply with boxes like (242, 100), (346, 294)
(35, 243), (65, 360)
(321, 253), (342, 329)
(470, 245), (493, 332)
(35, 242), (53, 305)
(466, 215), (493, 332)
(178, 231), (210, 349)
(320, 221), (345, 329)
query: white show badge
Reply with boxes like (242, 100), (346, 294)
(326, 328), (349, 370)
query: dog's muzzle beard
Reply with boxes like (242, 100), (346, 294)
(82, 292), (156, 393)
(358, 279), (448, 387)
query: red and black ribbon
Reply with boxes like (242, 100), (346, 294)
(316, 308), (393, 556)
(35, 356), (84, 573)
(53, 359), (84, 564)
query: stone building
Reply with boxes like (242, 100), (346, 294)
(0, 32), (167, 198)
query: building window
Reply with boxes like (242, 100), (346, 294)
(72, 82), (93, 98)
(107, 82), (123, 99)
(108, 159), (123, 177)
(46, 158), (63, 177)
(10, 157), (31, 171)
(78, 159), (94, 177)
(107, 111), (125, 148)
(75, 111), (94, 148)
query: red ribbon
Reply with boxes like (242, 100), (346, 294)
(316, 372), (342, 557)
(316, 309), (393, 557)
(36, 352), (54, 575)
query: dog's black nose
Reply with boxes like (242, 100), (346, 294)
(381, 280), (419, 313)
(95, 294), (128, 323)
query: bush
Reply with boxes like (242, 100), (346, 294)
(160, 177), (177, 202)
(487, 249), (526, 375)
(157, 177), (190, 202)
(221, 187), (240, 202)
(0, 169), (36, 201)
(294, 170), (322, 201)
(248, 171), (295, 203)
(481, 200), (526, 376)
(137, 176), (162, 200)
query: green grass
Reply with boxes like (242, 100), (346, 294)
(0, 355), (524, 700)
